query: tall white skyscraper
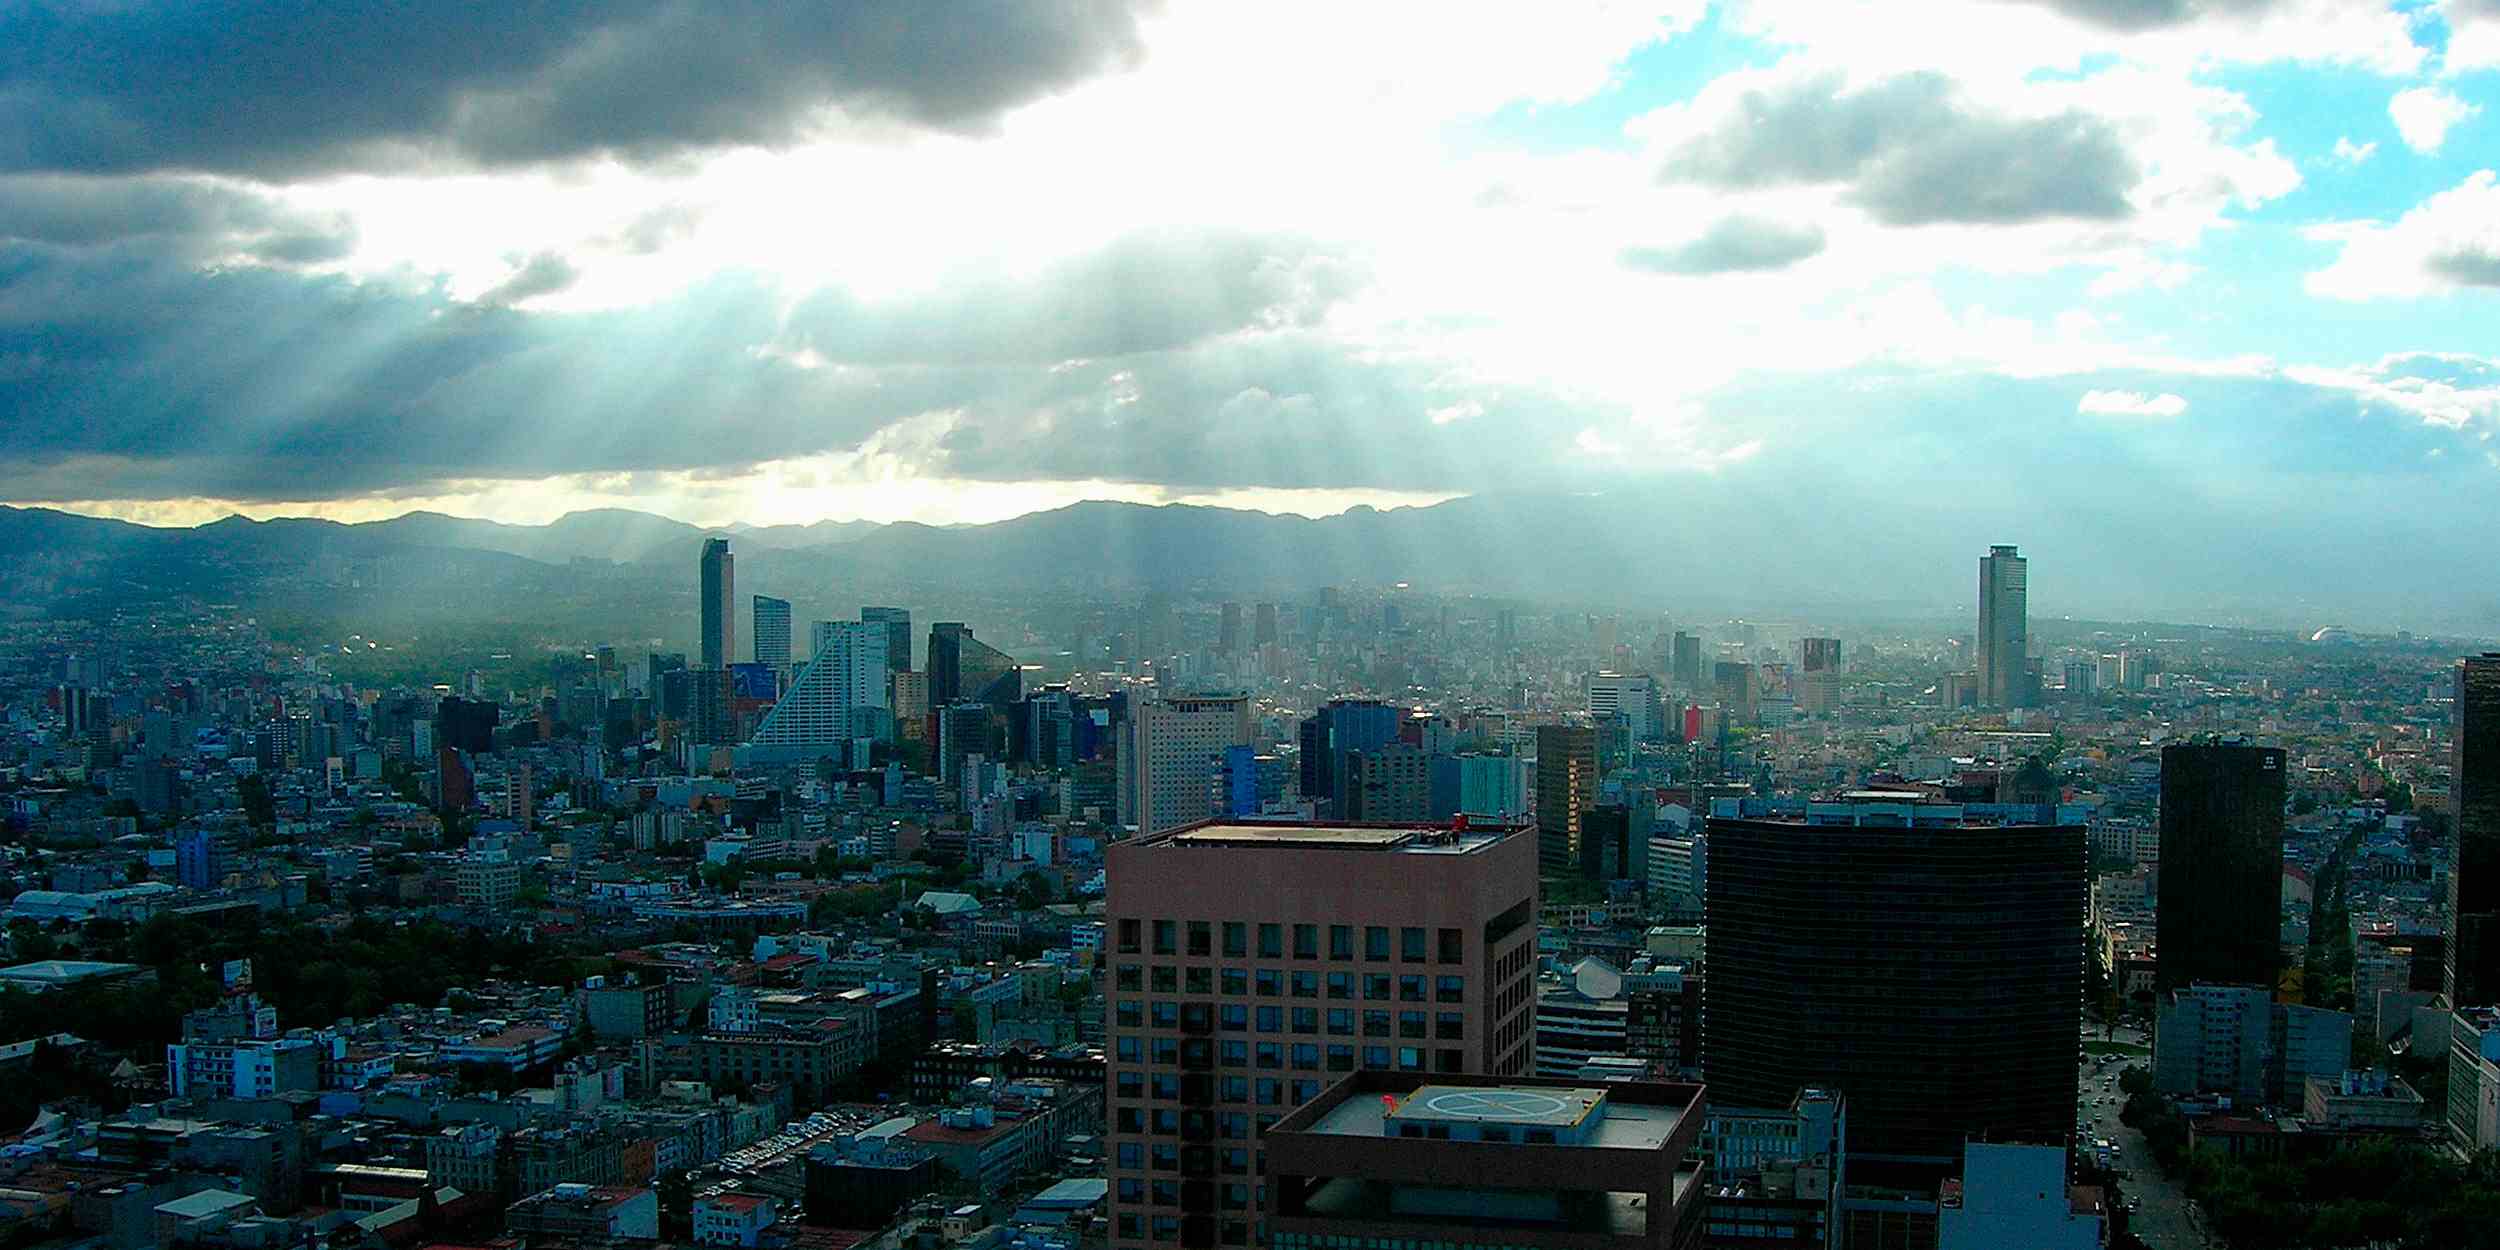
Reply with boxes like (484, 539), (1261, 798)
(1588, 671), (1663, 742)
(1117, 693), (1252, 834)
(1978, 544), (2030, 709)
(747, 620), (889, 756)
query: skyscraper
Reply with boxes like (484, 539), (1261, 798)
(2449, 654), (2500, 1006)
(1118, 694), (1252, 835)
(1798, 637), (1841, 673)
(1253, 602), (1279, 648)
(1296, 698), (1400, 817)
(1218, 601), (1243, 654)
(1670, 631), (1702, 694)
(1977, 544), (2029, 708)
(1706, 797), (2084, 1162)
(699, 538), (734, 671)
(862, 607), (912, 672)
(929, 622), (1022, 707)
(746, 620), (889, 759)
(1102, 819), (1540, 1250)
(751, 595), (791, 668)
(1535, 724), (1597, 874)
(2155, 742), (2287, 994)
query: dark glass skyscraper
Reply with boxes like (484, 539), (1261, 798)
(1534, 723), (1596, 873)
(862, 606), (912, 673)
(699, 537), (733, 671)
(1705, 802), (2084, 1162)
(2449, 655), (2500, 1006)
(2155, 742), (2286, 993)
(751, 595), (791, 668)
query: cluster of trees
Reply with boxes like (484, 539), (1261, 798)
(2120, 1064), (2500, 1247)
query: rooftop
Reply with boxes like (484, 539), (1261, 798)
(1153, 820), (1512, 855)
(1307, 1083), (1686, 1151)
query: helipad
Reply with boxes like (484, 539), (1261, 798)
(1386, 1084), (1608, 1131)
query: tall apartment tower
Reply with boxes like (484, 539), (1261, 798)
(746, 621), (890, 758)
(862, 607), (913, 672)
(1103, 820), (1541, 1250)
(751, 596), (792, 669)
(2155, 742), (2287, 993)
(1977, 544), (2029, 708)
(1252, 602), (1279, 648)
(1535, 724), (1597, 874)
(1119, 694), (1254, 835)
(2450, 655), (2500, 1006)
(699, 538), (734, 672)
(1706, 799), (2085, 1163)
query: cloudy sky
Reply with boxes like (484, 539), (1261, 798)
(1, 0), (2495, 540)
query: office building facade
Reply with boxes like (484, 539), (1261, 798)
(1119, 694), (1253, 836)
(2451, 655), (2500, 1007)
(1976, 544), (2028, 708)
(2155, 742), (2287, 993)
(1704, 800), (2085, 1162)
(699, 538), (734, 672)
(863, 607), (913, 672)
(1536, 724), (1597, 875)
(1102, 821), (1541, 1250)
(751, 596), (791, 669)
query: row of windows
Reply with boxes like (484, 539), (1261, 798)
(1116, 1177), (1259, 1207)
(1119, 919), (1466, 964)
(1115, 1002), (1468, 1039)
(1108, 1042), (1469, 1080)
(1114, 965), (1465, 1002)
(1112, 1214), (1251, 1245)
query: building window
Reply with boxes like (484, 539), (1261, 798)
(1435, 1012), (1464, 1040)
(1151, 1001), (1179, 1028)
(1185, 967), (1213, 995)
(1290, 971), (1319, 998)
(1328, 1009), (1355, 1036)
(1256, 1006), (1282, 1033)
(1153, 920), (1177, 955)
(1292, 924), (1319, 959)
(1438, 927), (1464, 963)
(1150, 966), (1178, 993)
(1326, 971), (1354, 1000)
(1437, 1048), (1466, 1072)
(1118, 919), (1141, 954)
(1258, 924), (1283, 958)
(1329, 925), (1355, 960)
(1221, 967), (1248, 996)
(1220, 1004), (1247, 1031)
(1363, 1010), (1391, 1038)
(1399, 975), (1426, 1002)
(1327, 1044), (1355, 1071)
(1255, 970), (1281, 997)
(1256, 1042), (1282, 1069)
(1366, 926), (1391, 960)
(1223, 922), (1248, 957)
(1436, 975), (1465, 1003)
(1365, 973), (1392, 1000)
(1292, 1043), (1320, 1070)
(1116, 1002), (1143, 1028)
(1399, 1011), (1426, 1039)
(1401, 927), (1427, 962)
(1116, 964), (1143, 991)
(1188, 921), (1212, 957)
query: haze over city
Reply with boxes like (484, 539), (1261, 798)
(5, 7), (2500, 1250)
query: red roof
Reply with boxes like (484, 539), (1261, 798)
(702, 1194), (773, 1213)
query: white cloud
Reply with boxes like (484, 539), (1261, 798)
(2087, 254), (2196, 295)
(2445, 0), (2500, 75)
(2390, 87), (2479, 154)
(2330, 136), (2376, 166)
(2306, 170), (2500, 299)
(1728, 0), (2427, 79)
(2283, 353), (2500, 431)
(2078, 389), (2188, 417)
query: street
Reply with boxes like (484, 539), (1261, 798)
(2080, 1026), (2205, 1249)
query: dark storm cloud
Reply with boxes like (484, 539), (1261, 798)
(2429, 244), (2500, 287)
(1658, 72), (2139, 225)
(0, 175), (354, 263)
(1991, 0), (2288, 30)
(0, 227), (1394, 500)
(1620, 217), (1826, 274)
(0, 1), (1155, 178)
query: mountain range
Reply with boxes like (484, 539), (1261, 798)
(4, 494), (2493, 635)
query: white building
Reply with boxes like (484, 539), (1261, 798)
(693, 1193), (778, 1246)
(749, 621), (890, 759)
(1116, 694), (1251, 835)
(1588, 673), (1663, 742)
(1938, 1142), (2101, 1250)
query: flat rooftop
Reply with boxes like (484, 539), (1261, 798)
(1308, 1085), (1686, 1151)
(1160, 822), (1507, 854)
